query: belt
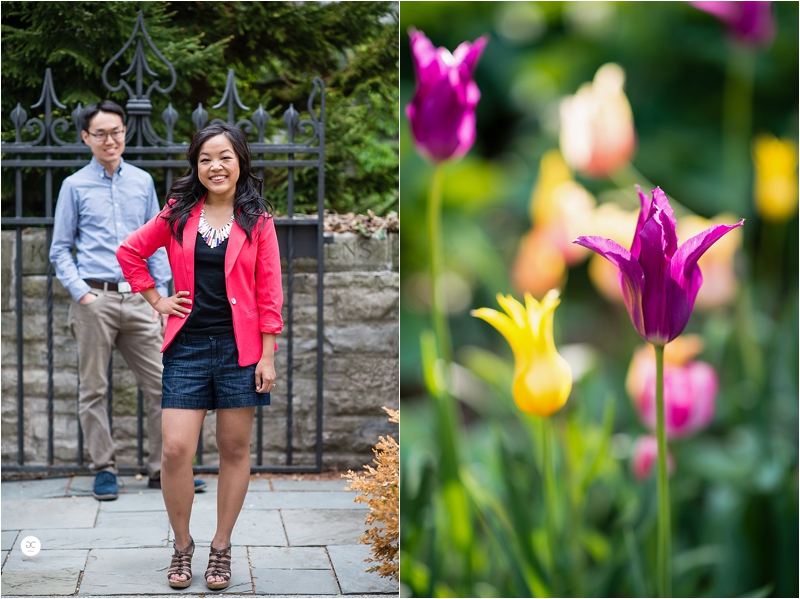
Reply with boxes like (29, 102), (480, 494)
(85, 279), (132, 293)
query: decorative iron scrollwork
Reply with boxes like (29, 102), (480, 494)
(252, 104), (270, 143)
(3, 10), (324, 153)
(296, 77), (325, 146)
(283, 105), (300, 143)
(101, 11), (177, 106)
(162, 103), (179, 143)
(101, 10), (177, 146)
(71, 103), (84, 144)
(213, 70), (250, 123)
(10, 104), (27, 144)
(192, 103), (209, 132)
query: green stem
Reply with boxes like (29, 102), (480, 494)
(543, 418), (559, 595)
(654, 344), (671, 598)
(564, 423), (584, 598)
(428, 164), (452, 364)
(425, 164), (463, 487)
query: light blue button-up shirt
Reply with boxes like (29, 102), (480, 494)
(50, 157), (171, 302)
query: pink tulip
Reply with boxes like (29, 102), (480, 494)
(627, 339), (719, 439)
(406, 29), (488, 163)
(631, 435), (675, 481)
(692, 2), (776, 48)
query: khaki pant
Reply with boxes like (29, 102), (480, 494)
(68, 290), (163, 477)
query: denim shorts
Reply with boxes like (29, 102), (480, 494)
(162, 332), (270, 410)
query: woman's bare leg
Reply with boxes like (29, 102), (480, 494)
(161, 408), (206, 584)
(208, 406), (255, 584)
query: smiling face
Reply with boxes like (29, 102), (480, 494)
(197, 133), (240, 204)
(81, 110), (126, 176)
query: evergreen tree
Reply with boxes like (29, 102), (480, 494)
(1, 1), (398, 216)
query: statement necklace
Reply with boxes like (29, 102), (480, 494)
(198, 208), (234, 248)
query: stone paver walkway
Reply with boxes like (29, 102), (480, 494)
(1, 475), (398, 597)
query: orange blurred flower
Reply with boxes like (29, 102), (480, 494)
(511, 228), (567, 299)
(512, 151), (595, 298)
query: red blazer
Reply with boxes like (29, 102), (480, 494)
(116, 199), (283, 366)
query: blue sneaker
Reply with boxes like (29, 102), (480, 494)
(148, 476), (207, 492)
(92, 471), (119, 501)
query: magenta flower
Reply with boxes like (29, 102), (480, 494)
(631, 435), (675, 481)
(691, 2), (776, 48)
(626, 336), (718, 438)
(636, 360), (718, 438)
(406, 29), (488, 163)
(573, 186), (744, 345)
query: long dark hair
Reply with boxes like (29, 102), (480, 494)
(163, 123), (273, 243)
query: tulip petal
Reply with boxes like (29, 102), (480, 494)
(453, 35), (489, 74)
(410, 76), (469, 162)
(673, 220), (746, 278)
(668, 220), (744, 339)
(650, 188), (678, 257)
(637, 209), (675, 344)
(630, 185), (651, 259)
(496, 293), (528, 329)
(527, 290), (561, 353)
(408, 29), (443, 96)
(471, 307), (525, 363)
(573, 235), (646, 338)
(685, 361), (718, 433)
(691, 1), (775, 47)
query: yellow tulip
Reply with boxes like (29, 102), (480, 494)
(471, 290), (572, 417)
(752, 134), (798, 223)
(530, 150), (574, 225)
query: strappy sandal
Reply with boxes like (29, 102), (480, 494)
(205, 544), (232, 590)
(167, 537), (194, 589)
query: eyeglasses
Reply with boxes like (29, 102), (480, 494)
(87, 128), (125, 141)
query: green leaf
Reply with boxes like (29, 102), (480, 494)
(738, 584), (775, 598)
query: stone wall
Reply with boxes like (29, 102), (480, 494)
(0, 229), (398, 472)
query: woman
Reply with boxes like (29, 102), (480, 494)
(116, 123), (283, 590)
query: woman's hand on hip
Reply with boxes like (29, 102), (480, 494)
(255, 358), (276, 393)
(154, 290), (193, 318)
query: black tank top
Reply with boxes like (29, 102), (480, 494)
(182, 232), (233, 335)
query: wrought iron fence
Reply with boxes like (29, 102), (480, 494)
(1, 11), (326, 474)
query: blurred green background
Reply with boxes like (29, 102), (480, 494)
(399, 2), (798, 597)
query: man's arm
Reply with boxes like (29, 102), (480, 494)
(49, 179), (93, 302)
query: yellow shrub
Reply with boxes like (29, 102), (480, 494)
(343, 407), (399, 580)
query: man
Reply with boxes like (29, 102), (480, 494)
(50, 100), (205, 500)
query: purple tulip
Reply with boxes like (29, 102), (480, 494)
(406, 29), (488, 163)
(573, 186), (744, 345)
(691, 1), (776, 48)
